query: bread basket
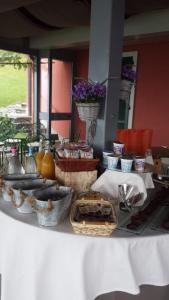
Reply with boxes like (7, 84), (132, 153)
(70, 192), (117, 236)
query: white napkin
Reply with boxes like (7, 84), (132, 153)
(91, 170), (154, 206)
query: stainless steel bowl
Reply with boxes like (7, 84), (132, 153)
(2, 174), (40, 202)
(11, 178), (56, 213)
(33, 185), (73, 226)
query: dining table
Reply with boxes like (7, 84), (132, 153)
(0, 194), (169, 300)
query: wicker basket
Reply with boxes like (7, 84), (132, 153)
(120, 79), (133, 101)
(76, 103), (100, 122)
(55, 155), (99, 172)
(70, 192), (117, 236)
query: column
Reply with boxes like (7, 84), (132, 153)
(88, 0), (125, 151)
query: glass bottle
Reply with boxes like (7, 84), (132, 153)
(6, 147), (25, 174)
(145, 148), (154, 165)
(40, 141), (55, 179)
(35, 140), (45, 174)
(24, 147), (37, 174)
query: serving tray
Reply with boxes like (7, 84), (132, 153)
(107, 163), (154, 174)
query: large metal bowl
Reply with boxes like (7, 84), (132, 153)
(1, 174), (40, 202)
(33, 185), (73, 226)
(11, 179), (56, 213)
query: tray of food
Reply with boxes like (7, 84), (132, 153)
(118, 188), (169, 234)
(70, 192), (117, 236)
(150, 205), (169, 233)
(153, 174), (169, 188)
(55, 142), (99, 172)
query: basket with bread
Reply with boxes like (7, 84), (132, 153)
(70, 191), (117, 236)
(55, 142), (99, 172)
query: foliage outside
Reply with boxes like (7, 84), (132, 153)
(0, 65), (27, 107)
(0, 50), (32, 107)
(0, 50), (31, 70)
(0, 115), (18, 141)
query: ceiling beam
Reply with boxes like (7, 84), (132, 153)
(30, 26), (90, 49)
(0, 37), (38, 55)
(29, 8), (169, 50)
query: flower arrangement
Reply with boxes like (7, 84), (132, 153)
(121, 65), (136, 83)
(72, 80), (106, 103)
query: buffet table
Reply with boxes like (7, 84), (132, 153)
(0, 199), (169, 300)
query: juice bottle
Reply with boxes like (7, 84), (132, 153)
(40, 141), (55, 179)
(35, 140), (45, 174)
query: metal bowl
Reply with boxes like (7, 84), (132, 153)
(11, 179), (56, 213)
(33, 185), (73, 226)
(2, 174), (40, 202)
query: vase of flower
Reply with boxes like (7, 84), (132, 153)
(120, 65), (136, 101)
(72, 80), (106, 122)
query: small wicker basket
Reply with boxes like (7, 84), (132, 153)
(70, 192), (117, 236)
(76, 102), (100, 122)
(55, 155), (99, 172)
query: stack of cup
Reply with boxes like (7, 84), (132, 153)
(113, 141), (125, 156)
(102, 151), (113, 167)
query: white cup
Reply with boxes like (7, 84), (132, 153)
(113, 142), (124, 155)
(107, 155), (119, 170)
(121, 158), (133, 172)
(103, 151), (113, 166)
(134, 157), (145, 172)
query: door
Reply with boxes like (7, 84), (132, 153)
(117, 51), (137, 129)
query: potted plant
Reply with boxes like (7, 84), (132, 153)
(120, 64), (137, 101)
(72, 80), (106, 122)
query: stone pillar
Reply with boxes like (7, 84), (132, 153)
(88, 0), (125, 151)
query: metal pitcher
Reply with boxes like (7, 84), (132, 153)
(3, 154), (25, 175)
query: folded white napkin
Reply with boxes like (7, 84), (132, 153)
(91, 170), (154, 206)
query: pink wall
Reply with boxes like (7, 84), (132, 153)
(124, 42), (169, 147)
(52, 60), (72, 138)
(75, 41), (169, 147)
(40, 59), (48, 113)
(40, 59), (72, 139)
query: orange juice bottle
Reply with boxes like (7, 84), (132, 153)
(40, 141), (55, 179)
(35, 140), (45, 174)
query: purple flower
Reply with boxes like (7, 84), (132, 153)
(121, 66), (136, 82)
(72, 80), (106, 103)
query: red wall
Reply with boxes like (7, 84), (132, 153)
(75, 41), (169, 147)
(51, 60), (72, 138)
(40, 60), (72, 139)
(125, 42), (169, 147)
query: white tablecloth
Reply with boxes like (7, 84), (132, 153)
(0, 200), (169, 300)
(92, 170), (154, 206)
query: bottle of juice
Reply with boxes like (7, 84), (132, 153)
(40, 141), (55, 179)
(35, 140), (45, 174)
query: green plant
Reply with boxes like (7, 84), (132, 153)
(0, 50), (32, 70)
(0, 115), (18, 141)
